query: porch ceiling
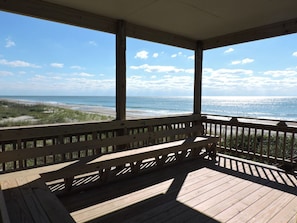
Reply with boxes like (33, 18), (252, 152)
(1, 0), (297, 49)
(45, 0), (297, 40)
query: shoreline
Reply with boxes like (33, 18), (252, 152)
(0, 98), (161, 120)
(2, 96), (297, 122)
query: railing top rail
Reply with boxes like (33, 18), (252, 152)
(202, 113), (297, 125)
(0, 114), (201, 142)
(202, 114), (297, 132)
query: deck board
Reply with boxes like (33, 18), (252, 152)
(57, 154), (296, 223)
(268, 196), (297, 223)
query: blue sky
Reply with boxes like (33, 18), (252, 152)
(1, 11), (297, 97)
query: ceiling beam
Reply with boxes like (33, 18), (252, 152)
(0, 0), (196, 50)
(0, 0), (117, 34)
(203, 17), (297, 49)
(126, 23), (196, 50)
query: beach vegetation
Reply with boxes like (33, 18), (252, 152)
(0, 100), (113, 127)
(222, 133), (297, 164)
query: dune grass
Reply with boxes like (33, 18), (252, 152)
(0, 100), (113, 127)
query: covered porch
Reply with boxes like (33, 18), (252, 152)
(0, 0), (297, 222)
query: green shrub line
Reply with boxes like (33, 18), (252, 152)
(0, 100), (113, 127)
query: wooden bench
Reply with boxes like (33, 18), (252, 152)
(0, 174), (75, 223)
(41, 135), (219, 191)
(0, 115), (205, 173)
(0, 115), (219, 193)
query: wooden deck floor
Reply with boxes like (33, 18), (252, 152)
(58, 154), (297, 223)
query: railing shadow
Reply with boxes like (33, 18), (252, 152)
(58, 153), (296, 222)
(208, 154), (297, 195)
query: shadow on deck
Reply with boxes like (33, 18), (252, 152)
(56, 154), (297, 223)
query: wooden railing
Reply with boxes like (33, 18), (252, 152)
(0, 114), (202, 173)
(202, 114), (297, 168)
(2, 113), (295, 174)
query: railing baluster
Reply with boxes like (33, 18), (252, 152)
(219, 122), (222, 151)
(33, 140), (37, 166)
(290, 133), (295, 163)
(230, 122), (233, 151)
(240, 127), (245, 155)
(267, 130), (271, 163)
(223, 123), (227, 153)
(247, 128), (251, 157)
(253, 128), (257, 158)
(275, 131), (279, 163)
(260, 129), (264, 161)
(282, 132), (287, 162)
(234, 125), (239, 154)
(209, 122), (213, 136)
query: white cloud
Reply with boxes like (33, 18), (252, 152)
(127, 75), (193, 93)
(5, 38), (16, 48)
(231, 58), (254, 65)
(70, 65), (84, 70)
(89, 41), (97, 46)
(202, 67), (297, 95)
(135, 50), (148, 59)
(152, 53), (159, 58)
(52, 76), (62, 80)
(231, 60), (241, 65)
(0, 59), (40, 68)
(188, 55), (195, 60)
(242, 58), (254, 64)
(32, 75), (47, 80)
(224, 48), (234, 54)
(26, 75), (115, 93)
(130, 64), (193, 74)
(64, 77), (115, 91)
(50, 63), (64, 68)
(75, 72), (95, 77)
(171, 52), (182, 58)
(203, 68), (253, 76)
(0, 71), (13, 76)
(292, 51), (297, 57)
(263, 69), (297, 78)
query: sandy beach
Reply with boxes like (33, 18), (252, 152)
(51, 102), (155, 119)
(0, 98), (152, 123)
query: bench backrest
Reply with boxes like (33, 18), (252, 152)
(0, 114), (204, 173)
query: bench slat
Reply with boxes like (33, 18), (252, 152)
(1, 178), (34, 222)
(41, 136), (218, 182)
(0, 186), (11, 223)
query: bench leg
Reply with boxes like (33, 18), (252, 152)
(99, 168), (110, 183)
(191, 147), (202, 158)
(64, 177), (74, 192)
(207, 143), (217, 160)
(155, 155), (167, 166)
(130, 161), (141, 174)
(176, 150), (187, 161)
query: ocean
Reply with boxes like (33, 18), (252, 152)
(1, 96), (297, 121)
